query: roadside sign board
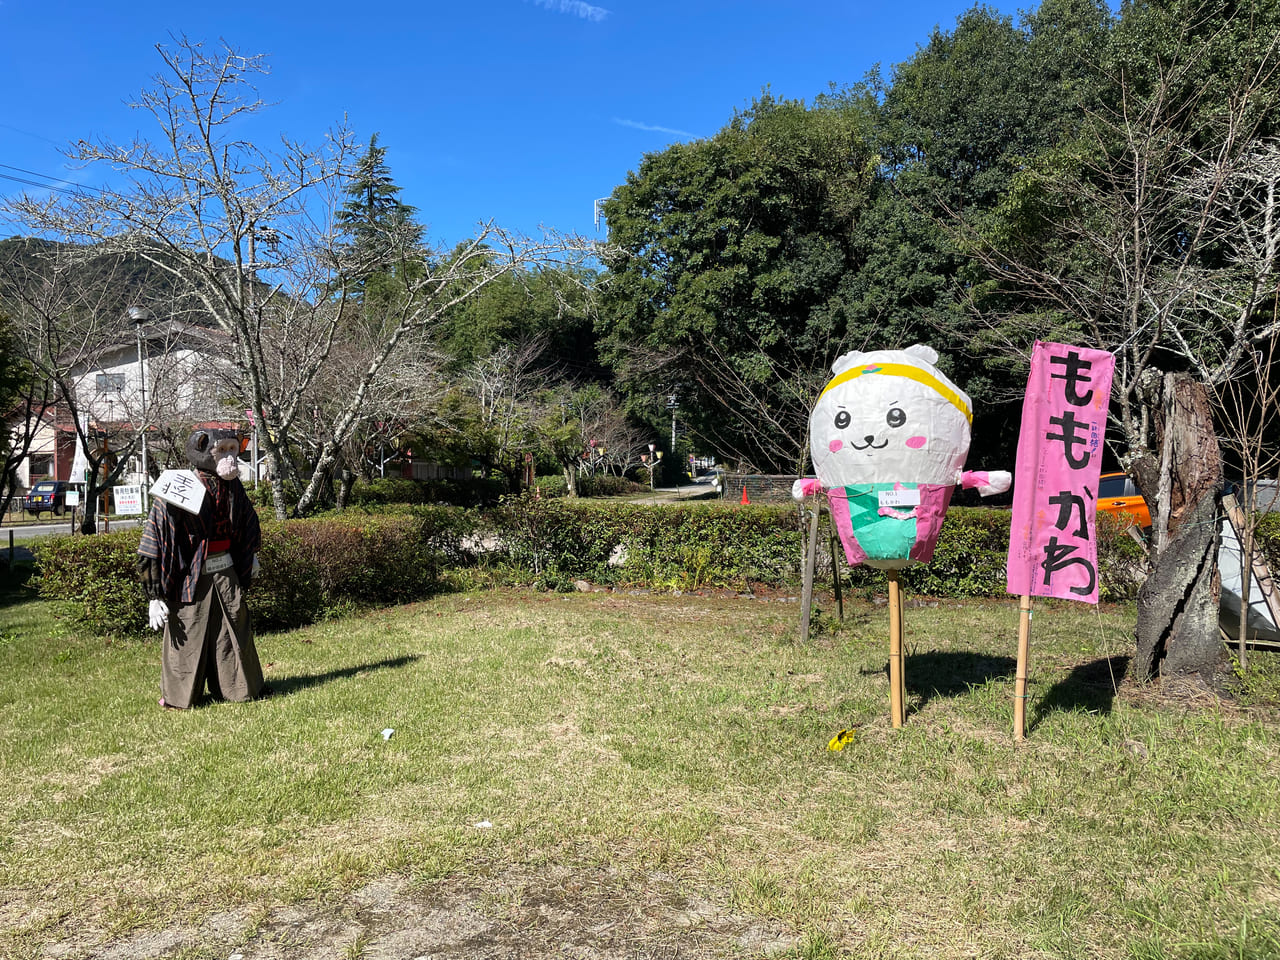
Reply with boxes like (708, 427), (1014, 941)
(113, 485), (144, 516)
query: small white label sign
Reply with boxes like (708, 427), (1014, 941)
(878, 487), (921, 508)
(112, 485), (143, 516)
(151, 470), (206, 515)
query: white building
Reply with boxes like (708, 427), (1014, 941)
(8, 317), (242, 492)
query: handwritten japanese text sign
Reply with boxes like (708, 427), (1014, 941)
(1006, 341), (1115, 604)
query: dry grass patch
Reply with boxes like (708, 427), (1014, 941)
(1, 588), (1279, 959)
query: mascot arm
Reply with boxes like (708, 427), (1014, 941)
(791, 478), (823, 501)
(960, 470), (1012, 497)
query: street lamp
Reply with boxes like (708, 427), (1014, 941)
(126, 305), (153, 510)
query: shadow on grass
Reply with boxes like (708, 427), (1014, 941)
(899, 650), (1018, 713)
(1030, 655), (1129, 729)
(0, 562), (38, 608)
(268, 654), (424, 698)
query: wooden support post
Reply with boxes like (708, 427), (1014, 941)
(888, 569), (904, 728)
(1014, 594), (1032, 741)
(831, 529), (844, 621)
(798, 502), (821, 643)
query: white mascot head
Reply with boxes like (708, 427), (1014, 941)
(809, 344), (972, 489)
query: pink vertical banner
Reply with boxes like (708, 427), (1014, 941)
(1006, 341), (1115, 604)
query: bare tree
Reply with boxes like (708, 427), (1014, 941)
(0, 248), (156, 531)
(3, 36), (589, 519)
(964, 6), (1280, 684)
(1212, 331), (1280, 669)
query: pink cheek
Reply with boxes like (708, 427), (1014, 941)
(828, 439), (843, 453)
(905, 436), (927, 449)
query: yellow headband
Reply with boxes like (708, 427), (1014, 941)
(819, 362), (972, 424)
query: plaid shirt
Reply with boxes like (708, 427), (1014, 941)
(137, 473), (261, 604)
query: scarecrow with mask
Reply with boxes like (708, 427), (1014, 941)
(137, 428), (267, 709)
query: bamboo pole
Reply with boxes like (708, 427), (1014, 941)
(798, 502), (821, 643)
(1013, 594), (1032, 741)
(888, 569), (904, 727)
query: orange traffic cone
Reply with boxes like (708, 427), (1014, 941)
(740, 486), (750, 505)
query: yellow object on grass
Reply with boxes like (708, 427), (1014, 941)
(827, 728), (856, 751)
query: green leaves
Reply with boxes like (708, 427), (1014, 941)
(598, 95), (878, 472)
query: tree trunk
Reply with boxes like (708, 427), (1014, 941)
(336, 465), (354, 511)
(1133, 373), (1223, 686)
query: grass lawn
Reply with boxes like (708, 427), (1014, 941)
(1, 575), (1278, 959)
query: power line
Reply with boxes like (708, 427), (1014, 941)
(0, 162), (108, 197)
(0, 121), (64, 147)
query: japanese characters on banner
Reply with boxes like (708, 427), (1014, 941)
(1006, 342), (1115, 604)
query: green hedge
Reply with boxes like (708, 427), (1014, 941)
(34, 507), (476, 636)
(485, 494), (802, 590)
(483, 496), (1145, 599)
(33, 498), (1148, 636)
(36, 530), (152, 635)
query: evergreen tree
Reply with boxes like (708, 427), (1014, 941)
(337, 134), (424, 295)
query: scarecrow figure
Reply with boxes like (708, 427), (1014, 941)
(792, 345), (1011, 727)
(137, 428), (267, 709)
(793, 344), (1011, 567)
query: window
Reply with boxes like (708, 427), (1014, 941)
(1097, 474), (1127, 497)
(96, 372), (126, 392)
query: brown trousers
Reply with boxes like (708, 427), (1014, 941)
(161, 567), (264, 709)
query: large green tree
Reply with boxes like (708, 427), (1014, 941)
(599, 93), (877, 473)
(849, 0), (1114, 464)
(336, 134), (425, 310)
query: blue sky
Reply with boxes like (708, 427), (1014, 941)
(1, 0), (1022, 248)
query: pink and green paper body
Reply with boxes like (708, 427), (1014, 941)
(795, 344), (1012, 569)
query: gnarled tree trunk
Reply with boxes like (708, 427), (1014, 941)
(1133, 373), (1223, 686)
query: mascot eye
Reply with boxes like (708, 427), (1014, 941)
(886, 407), (907, 428)
(834, 411), (851, 429)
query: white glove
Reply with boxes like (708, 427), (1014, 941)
(976, 470), (1013, 497)
(148, 599), (169, 631)
(791, 478), (821, 501)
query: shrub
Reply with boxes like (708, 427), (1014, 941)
(531, 474), (568, 498)
(487, 493), (801, 589)
(35, 508), (480, 635)
(35, 530), (149, 636)
(349, 477), (431, 506)
(577, 475), (650, 498)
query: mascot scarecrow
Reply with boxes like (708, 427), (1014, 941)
(137, 428), (267, 709)
(793, 345), (1011, 725)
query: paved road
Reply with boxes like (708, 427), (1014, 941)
(1, 516), (141, 541)
(1, 518), (142, 568)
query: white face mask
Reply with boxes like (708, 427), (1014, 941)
(212, 439), (242, 480)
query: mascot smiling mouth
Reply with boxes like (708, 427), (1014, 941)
(849, 436), (889, 451)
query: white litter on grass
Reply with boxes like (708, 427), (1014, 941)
(381, 728), (394, 740)
(473, 820), (493, 829)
